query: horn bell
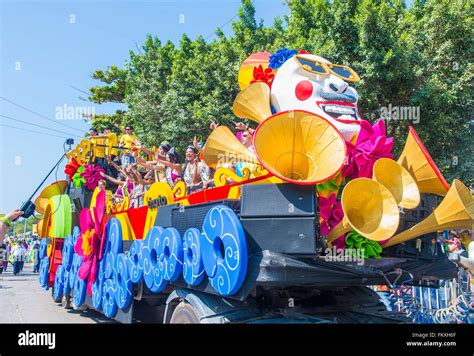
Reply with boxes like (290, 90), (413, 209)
(327, 178), (400, 243)
(383, 179), (474, 248)
(397, 126), (449, 196)
(373, 158), (420, 209)
(34, 180), (69, 215)
(254, 110), (346, 185)
(203, 126), (259, 168)
(232, 82), (272, 124)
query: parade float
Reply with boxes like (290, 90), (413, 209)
(34, 49), (473, 323)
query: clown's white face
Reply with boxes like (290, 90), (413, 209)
(270, 54), (361, 141)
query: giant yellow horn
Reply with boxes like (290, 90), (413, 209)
(254, 110), (346, 185)
(203, 126), (259, 168)
(397, 126), (449, 196)
(232, 82), (272, 124)
(383, 179), (474, 248)
(327, 178), (400, 243)
(34, 180), (69, 215)
(372, 158), (420, 209)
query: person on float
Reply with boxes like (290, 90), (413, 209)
(135, 143), (172, 183)
(0, 209), (23, 245)
(89, 128), (108, 170)
(183, 145), (212, 194)
(138, 150), (183, 189)
(91, 126), (120, 177)
(118, 125), (140, 167)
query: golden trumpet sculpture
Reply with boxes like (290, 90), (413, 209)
(383, 179), (474, 248)
(327, 178), (400, 243)
(372, 158), (420, 209)
(254, 111), (347, 185)
(203, 126), (259, 168)
(397, 126), (449, 196)
(34, 180), (68, 215)
(232, 82), (272, 124)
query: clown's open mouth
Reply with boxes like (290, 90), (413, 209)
(317, 101), (359, 121)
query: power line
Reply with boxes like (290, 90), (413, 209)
(0, 96), (85, 133)
(205, 14), (239, 41)
(0, 123), (68, 139)
(0, 114), (83, 138)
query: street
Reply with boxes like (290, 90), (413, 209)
(0, 262), (110, 323)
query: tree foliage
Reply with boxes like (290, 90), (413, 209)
(88, 0), (473, 184)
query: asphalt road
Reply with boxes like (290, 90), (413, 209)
(0, 262), (110, 323)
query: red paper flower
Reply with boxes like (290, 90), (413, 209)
(64, 157), (81, 180)
(250, 65), (275, 87)
(74, 190), (106, 296)
(80, 164), (105, 190)
(342, 119), (394, 179)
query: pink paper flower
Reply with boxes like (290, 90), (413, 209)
(74, 190), (106, 296)
(80, 164), (105, 190)
(342, 119), (394, 179)
(319, 194), (345, 248)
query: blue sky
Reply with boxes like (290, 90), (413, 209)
(0, 0), (289, 212)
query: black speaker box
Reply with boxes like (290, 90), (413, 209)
(241, 216), (317, 256)
(240, 183), (316, 218)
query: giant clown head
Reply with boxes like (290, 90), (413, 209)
(270, 52), (361, 141)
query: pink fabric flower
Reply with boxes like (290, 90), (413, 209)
(342, 119), (394, 179)
(74, 190), (106, 296)
(80, 164), (105, 190)
(319, 194), (345, 248)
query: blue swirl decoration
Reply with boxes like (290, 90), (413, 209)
(63, 268), (71, 297)
(159, 227), (183, 282)
(200, 205), (248, 296)
(39, 238), (48, 259)
(182, 228), (205, 286)
(114, 253), (132, 309)
(72, 256), (86, 307)
(39, 257), (50, 290)
(105, 218), (123, 256)
(62, 233), (74, 270)
(52, 264), (64, 302)
(269, 48), (297, 70)
(92, 258), (105, 309)
(102, 278), (118, 318)
(141, 226), (167, 293)
(127, 240), (144, 284)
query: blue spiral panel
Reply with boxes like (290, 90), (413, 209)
(141, 226), (167, 293)
(63, 268), (71, 297)
(52, 264), (64, 302)
(39, 239), (48, 259)
(127, 240), (144, 284)
(105, 218), (123, 256)
(39, 257), (50, 290)
(62, 234), (74, 270)
(102, 278), (118, 318)
(73, 269), (87, 307)
(104, 252), (116, 280)
(92, 258), (105, 309)
(182, 228), (205, 286)
(114, 253), (132, 309)
(69, 253), (81, 290)
(159, 227), (183, 282)
(200, 205), (248, 296)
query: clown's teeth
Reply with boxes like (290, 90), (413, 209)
(322, 105), (355, 115)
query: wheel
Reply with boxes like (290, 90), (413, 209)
(169, 302), (201, 324)
(62, 295), (72, 309)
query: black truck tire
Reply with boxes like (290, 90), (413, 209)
(169, 302), (201, 324)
